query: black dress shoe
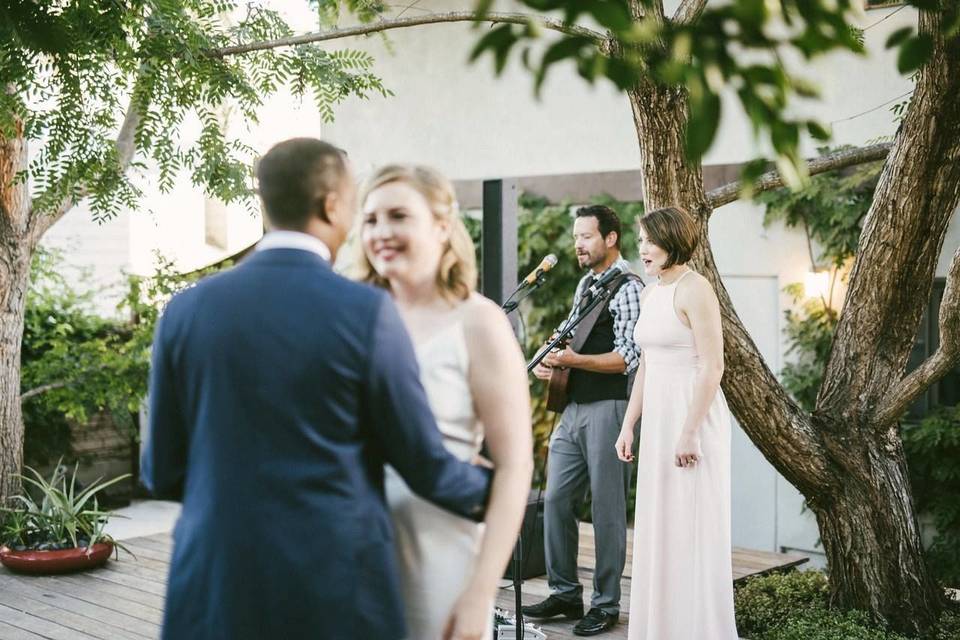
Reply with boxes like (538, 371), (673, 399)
(572, 607), (618, 636)
(521, 595), (584, 620)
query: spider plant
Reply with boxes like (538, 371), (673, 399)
(1, 460), (131, 555)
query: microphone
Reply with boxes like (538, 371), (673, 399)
(521, 254), (558, 286)
(585, 265), (625, 299)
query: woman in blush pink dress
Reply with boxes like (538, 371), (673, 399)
(615, 206), (738, 640)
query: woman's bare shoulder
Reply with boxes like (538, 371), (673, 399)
(460, 293), (513, 341)
(676, 270), (719, 309)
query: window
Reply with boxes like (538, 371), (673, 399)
(906, 278), (960, 419)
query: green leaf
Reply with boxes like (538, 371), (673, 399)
(475, 0), (495, 18)
(897, 34), (935, 74)
(685, 90), (721, 161)
(885, 26), (914, 49)
(587, 1), (633, 32)
(807, 120), (832, 141)
(534, 36), (592, 92)
(469, 24), (518, 75)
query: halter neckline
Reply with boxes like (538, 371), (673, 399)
(656, 268), (693, 287)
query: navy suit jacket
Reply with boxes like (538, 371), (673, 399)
(141, 248), (491, 640)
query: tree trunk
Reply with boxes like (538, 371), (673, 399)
(628, 81), (707, 214)
(0, 246), (29, 506)
(810, 7), (960, 631)
(0, 120), (31, 506)
(814, 425), (941, 633)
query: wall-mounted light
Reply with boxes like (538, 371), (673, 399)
(804, 270), (830, 300)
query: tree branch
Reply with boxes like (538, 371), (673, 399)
(874, 245), (960, 426)
(627, 0), (665, 24)
(705, 143), (893, 210)
(20, 379), (75, 403)
(817, 7), (960, 420)
(672, 0), (708, 25)
(27, 94), (143, 245)
(208, 11), (608, 58)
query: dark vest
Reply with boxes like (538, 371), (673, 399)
(567, 276), (637, 405)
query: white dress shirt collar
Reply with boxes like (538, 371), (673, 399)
(256, 230), (332, 262)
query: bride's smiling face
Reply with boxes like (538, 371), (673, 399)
(361, 180), (449, 286)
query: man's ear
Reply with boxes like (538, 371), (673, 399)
(606, 231), (619, 249)
(321, 190), (339, 226)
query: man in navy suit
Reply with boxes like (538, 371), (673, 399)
(141, 138), (492, 640)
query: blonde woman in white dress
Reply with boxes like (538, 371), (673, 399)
(355, 165), (533, 640)
(614, 206), (738, 640)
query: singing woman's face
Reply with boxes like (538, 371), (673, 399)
(638, 227), (670, 277)
(361, 181), (448, 286)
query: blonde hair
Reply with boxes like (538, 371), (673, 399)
(355, 165), (477, 301)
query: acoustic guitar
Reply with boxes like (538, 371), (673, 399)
(545, 337), (571, 413)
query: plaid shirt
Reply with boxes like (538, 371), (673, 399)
(566, 257), (644, 374)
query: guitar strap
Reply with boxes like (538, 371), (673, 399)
(569, 272), (640, 352)
(569, 278), (606, 352)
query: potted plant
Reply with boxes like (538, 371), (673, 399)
(0, 462), (131, 574)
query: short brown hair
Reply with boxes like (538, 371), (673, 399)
(256, 138), (347, 230)
(638, 206), (699, 268)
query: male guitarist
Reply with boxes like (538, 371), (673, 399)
(526, 205), (644, 636)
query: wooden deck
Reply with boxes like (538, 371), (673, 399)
(493, 523), (808, 639)
(0, 526), (806, 639)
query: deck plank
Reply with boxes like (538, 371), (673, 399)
(0, 587), (151, 640)
(0, 618), (64, 640)
(1, 525), (806, 640)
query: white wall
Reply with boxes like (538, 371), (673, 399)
(322, 1), (641, 181)
(323, 2), (916, 173)
(321, 0), (959, 563)
(42, 0), (958, 560)
(40, 206), (133, 318)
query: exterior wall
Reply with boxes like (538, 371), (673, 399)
(40, 206), (134, 318)
(322, 1), (957, 565)
(38, 1), (959, 560)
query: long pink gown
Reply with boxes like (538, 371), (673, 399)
(628, 271), (739, 640)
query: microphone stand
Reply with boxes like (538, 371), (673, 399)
(496, 284), (614, 640)
(501, 273), (549, 314)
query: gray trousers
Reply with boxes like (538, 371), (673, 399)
(544, 399), (632, 614)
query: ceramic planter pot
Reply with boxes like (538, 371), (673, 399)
(0, 542), (113, 575)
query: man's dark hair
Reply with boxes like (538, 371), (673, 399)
(256, 138), (347, 230)
(575, 204), (622, 249)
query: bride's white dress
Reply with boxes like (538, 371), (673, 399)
(384, 320), (491, 640)
(627, 272), (739, 639)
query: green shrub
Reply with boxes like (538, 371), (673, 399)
(760, 608), (908, 640)
(902, 406), (960, 587)
(735, 570), (829, 636)
(20, 249), (229, 470)
(736, 571), (960, 640)
(928, 608), (960, 640)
